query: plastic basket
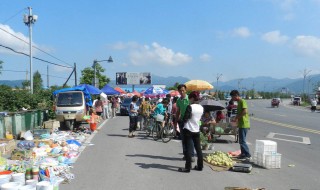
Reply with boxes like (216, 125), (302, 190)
(253, 151), (281, 169)
(255, 140), (277, 154)
(156, 114), (164, 122)
(264, 153), (281, 169)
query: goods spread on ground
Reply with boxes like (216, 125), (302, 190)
(0, 124), (93, 189)
(204, 151), (234, 167)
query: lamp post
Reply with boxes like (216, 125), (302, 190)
(92, 56), (113, 88)
(216, 73), (222, 99)
(23, 7), (38, 94)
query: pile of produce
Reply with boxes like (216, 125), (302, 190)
(204, 151), (234, 167)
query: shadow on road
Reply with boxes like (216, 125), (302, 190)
(126, 154), (181, 161)
(107, 134), (128, 137)
(135, 163), (180, 172)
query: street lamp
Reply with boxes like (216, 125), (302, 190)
(23, 7), (38, 94)
(92, 56), (113, 88)
(216, 73), (222, 99)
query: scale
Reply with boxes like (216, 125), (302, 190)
(232, 163), (252, 173)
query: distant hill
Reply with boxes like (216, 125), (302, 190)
(0, 80), (24, 88)
(1, 74), (319, 93)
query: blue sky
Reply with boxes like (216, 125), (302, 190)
(1, 0), (320, 87)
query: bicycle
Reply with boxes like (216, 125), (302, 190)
(160, 113), (175, 143)
(143, 115), (155, 137)
(151, 114), (165, 141)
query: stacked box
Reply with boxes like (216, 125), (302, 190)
(253, 140), (281, 169)
(0, 139), (16, 155)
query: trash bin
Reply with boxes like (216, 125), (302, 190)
(0, 116), (4, 138)
(12, 113), (24, 138)
(25, 111), (35, 131)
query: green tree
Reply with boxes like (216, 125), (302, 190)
(33, 71), (43, 93)
(80, 63), (110, 88)
(167, 82), (180, 90)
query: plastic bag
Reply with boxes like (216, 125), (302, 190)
(24, 130), (34, 140)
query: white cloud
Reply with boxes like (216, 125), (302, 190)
(113, 42), (192, 66)
(261, 30), (289, 44)
(0, 24), (31, 55)
(232, 27), (251, 38)
(109, 41), (140, 50)
(292, 35), (320, 57)
(199, 53), (212, 62)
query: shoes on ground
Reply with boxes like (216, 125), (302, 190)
(178, 168), (190, 173)
(193, 165), (203, 171)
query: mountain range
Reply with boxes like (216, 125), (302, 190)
(1, 74), (320, 94)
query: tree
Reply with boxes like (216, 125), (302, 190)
(167, 82), (180, 90)
(33, 71), (43, 93)
(79, 63), (110, 88)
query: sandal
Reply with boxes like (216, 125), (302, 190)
(178, 168), (190, 173)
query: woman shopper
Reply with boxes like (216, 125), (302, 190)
(94, 96), (104, 117)
(178, 91), (204, 173)
(128, 95), (139, 138)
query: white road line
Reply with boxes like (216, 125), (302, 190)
(266, 132), (311, 145)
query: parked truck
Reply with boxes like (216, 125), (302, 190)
(53, 87), (92, 130)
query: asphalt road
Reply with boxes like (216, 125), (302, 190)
(60, 99), (320, 190)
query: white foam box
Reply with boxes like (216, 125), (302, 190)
(253, 151), (281, 169)
(264, 153), (281, 169)
(255, 140), (277, 154)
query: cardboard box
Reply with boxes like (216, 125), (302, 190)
(34, 139), (53, 147)
(43, 120), (60, 130)
(11, 149), (32, 160)
(0, 139), (16, 155)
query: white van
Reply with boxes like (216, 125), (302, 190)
(55, 91), (87, 130)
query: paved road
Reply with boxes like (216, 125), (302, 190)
(60, 100), (320, 190)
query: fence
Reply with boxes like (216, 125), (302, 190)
(0, 110), (49, 139)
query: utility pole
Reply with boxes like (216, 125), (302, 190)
(74, 63), (77, 86)
(23, 7), (38, 94)
(301, 68), (311, 95)
(238, 78), (243, 91)
(216, 73), (222, 99)
(47, 65), (49, 88)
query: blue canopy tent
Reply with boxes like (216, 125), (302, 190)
(101, 84), (120, 95)
(75, 84), (102, 95)
(53, 86), (93, 106)
(143, 87), (169, 98)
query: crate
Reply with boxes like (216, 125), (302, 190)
(264, 153), (281, 169)
(253, 151), (281, 169)
(33, 129), (50, 139)
(255, 140), (277, 154)
(0, 139), (16, 155)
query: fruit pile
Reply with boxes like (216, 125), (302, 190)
(205, 151), (234, 167)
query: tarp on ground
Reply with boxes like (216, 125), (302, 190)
(53, 86), (93, 106)
(75, 84), (102, 95)
(101, 84), (120, 95)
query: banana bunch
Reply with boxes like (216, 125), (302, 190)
(205, 151), (234, 167)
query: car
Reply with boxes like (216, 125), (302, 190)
(120, 98), (141, 116)
(271, 98), (280, 108)
(293, 97), (301, 106)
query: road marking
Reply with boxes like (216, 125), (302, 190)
(266, 132), (311, 145)
(251, 117), (320, 135)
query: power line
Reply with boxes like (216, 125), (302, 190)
(2, 8), (26, 24)
(1, 69), (75, 81)
(0, 44), (73, 69)
(0, 26), (73, 67)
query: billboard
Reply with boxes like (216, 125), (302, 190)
(116, 72), (151, 85)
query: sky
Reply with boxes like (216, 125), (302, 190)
(1, 0), (320, 87)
